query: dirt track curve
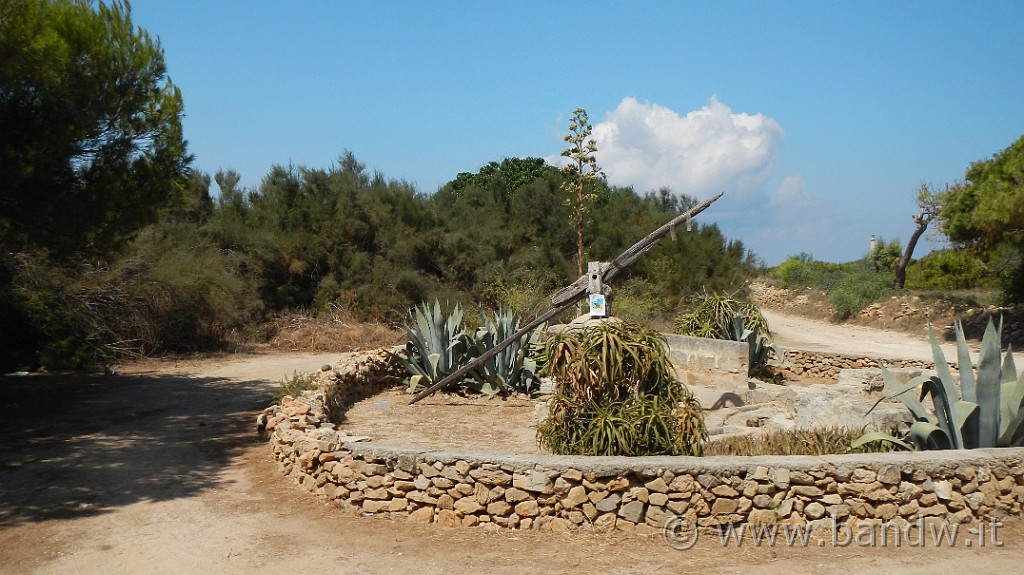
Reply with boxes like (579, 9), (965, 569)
(1, 319), (1021, 574)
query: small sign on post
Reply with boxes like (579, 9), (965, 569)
(587, 261), (607, 317)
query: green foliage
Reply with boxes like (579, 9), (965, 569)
(674, 293), (769, 340)
(905, 249), (994, 290)
(538, 393), (704, 457)
(826, 268), (894, 321)
(770, 254), (847, 290)
(537, 322), (707, 456)
(466, 306), (541, 396)
(0, 0), (189, 256)
(869, 238), (902, 273)
(707, 427), (902, 456)
(673, 294), (781, 377)
(391, 301), (470, 392)
(939, 135), (1024, 303)
(855, 318), (1024, 450)
(1, 227), (264, 369)
(273, 371), (317, 403)
(391, 301), (541, 397)
(2, 145), (758, 368)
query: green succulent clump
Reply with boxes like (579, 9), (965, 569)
(537, 321), (706, 456)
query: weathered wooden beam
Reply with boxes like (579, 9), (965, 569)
(550, 191), (724, 304)
(407, 191), (725, 405)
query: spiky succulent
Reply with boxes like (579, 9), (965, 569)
(855, 317), (1024, 451)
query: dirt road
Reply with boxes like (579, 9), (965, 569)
(1, 322), (1021, 574)
(763, 309), (964, 363)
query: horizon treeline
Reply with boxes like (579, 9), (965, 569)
(0, 153), (757, 370)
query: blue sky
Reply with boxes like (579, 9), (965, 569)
(130, 1), (1024, 266)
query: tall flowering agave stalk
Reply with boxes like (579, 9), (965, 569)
(856, 318), (1024, 450)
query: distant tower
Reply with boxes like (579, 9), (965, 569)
(869, 235), (877, 255)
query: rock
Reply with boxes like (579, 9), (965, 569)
(595, 493), (621, 513)
(645, 477), (670, 493)
(618, 500), (645, 524)
(454, 498), (483, 514)
(711, 498), (738, 514)
(562, 485), (589, 508)
(503, 487), (530, 503)
(436, 509), (461, 527)
(486, 501), (512, 516)
(648, 493), (669, 507)
(515, 500), (540, 517)
(407, 506), (434, 524)
(804, 502), (826, 520)
(934, 479), (954, 500)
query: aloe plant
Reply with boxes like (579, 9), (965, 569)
(536, 321), (707, 456)
(390, 300), (470, 392)
(855, 317), (1024, 451)
(466, 306), (540, 396)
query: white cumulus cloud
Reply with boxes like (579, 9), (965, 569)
(555, 97), (785, 200)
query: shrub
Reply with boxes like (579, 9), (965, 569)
(905, 249), (992, 290)
(391, 300), (541, 397)
(705, 427), (901, 456)
(674, 292), (769, 340)
(390, 300), (470, 392)
(826, 268), (893, 321)
(771, 253), (847, 290)
(465, 306), (541, 396)
(273, 371), (317, 403)
(536, 321), (706, 456)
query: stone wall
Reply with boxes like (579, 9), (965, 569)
(780, 350), (942, 380)
(664, 334), (749, 374)
(260, 373), (1024, 534)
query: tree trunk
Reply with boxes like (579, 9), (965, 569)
(894, 221), (927, 289)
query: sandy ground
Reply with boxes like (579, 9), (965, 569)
(763, 309), (965, 363)
(1, 317), (1022, 574)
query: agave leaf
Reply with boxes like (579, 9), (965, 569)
(928, 324), (959, 398)
(865, 370), (931, 422)
(922, 376), (962, 449)
(1002, 345), (1017, 385)
(908, 420), (952, 450)
(851, 431), (913, 451)
(975, 318), (1003, 448)
(956, 400), (981, 448)
(409, 374), (427, 391)
(998, 369), (1024, 446)
(954, 319), (977, 404)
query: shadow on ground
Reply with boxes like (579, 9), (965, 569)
(0, 371), (274, 528)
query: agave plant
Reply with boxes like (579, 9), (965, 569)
(855, 317), (1024, 450)
(732, 313), (788, 378)
(465, 306), (541, 396)
(390, 300), (470, 392)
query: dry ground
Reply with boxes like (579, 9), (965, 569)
(2, 315), (1023, 574)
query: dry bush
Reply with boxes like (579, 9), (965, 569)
(265, 303), (404, 352)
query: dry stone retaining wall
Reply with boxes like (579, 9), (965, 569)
(259, 350), (1024, 534)
(780, 350), (940, 380)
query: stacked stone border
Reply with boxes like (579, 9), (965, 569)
(262, 395), (1023, 535)
(780, 350), (941, 380)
